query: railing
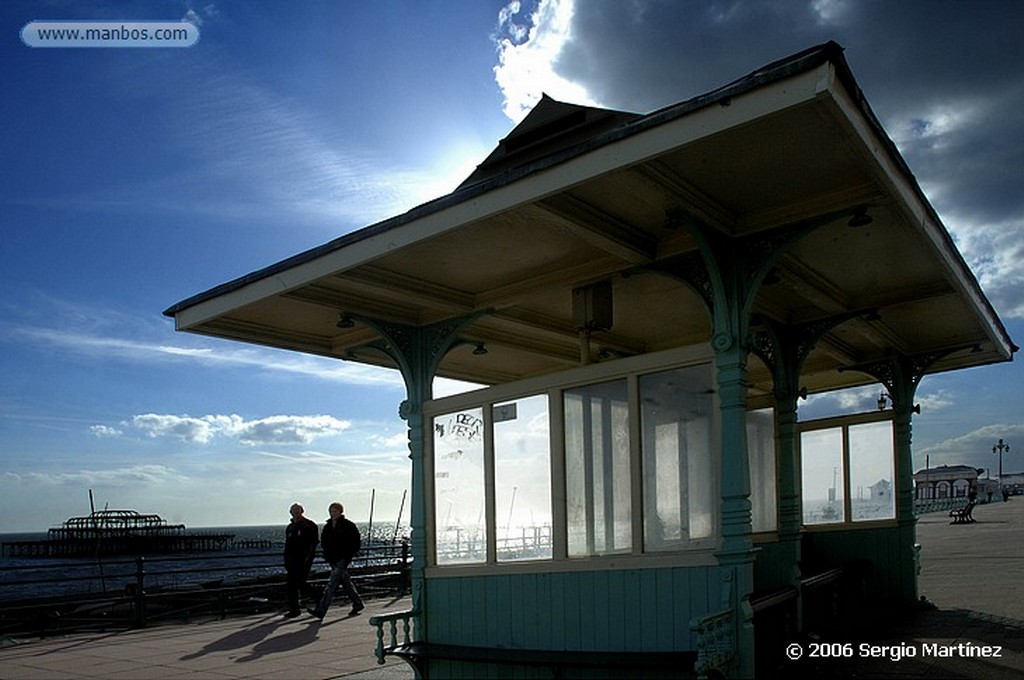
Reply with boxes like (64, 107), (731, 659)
(0, 541), (410, 638)
(914, 497), (968, 516)
(690, 608), (735, 679)
(688, 568), (738, 679)
(368, 605), (419, 664)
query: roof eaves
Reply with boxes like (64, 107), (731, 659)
(161, 42), (863, 321)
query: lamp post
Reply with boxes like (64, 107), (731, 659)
(993, 439), (1010, 497)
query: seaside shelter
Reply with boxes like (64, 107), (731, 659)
(913, 465), (981, 501)
(165, 43), (1015, 678)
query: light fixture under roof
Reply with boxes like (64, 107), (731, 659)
(847, 209), (873, 227)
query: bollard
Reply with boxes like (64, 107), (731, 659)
(399, 541), (410, 595)
(134, 556), (147, 628)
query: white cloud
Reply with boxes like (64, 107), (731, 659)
(234, 414), (352, 445)
(163, 59), (451, 227)
(132, 414), (219, 443)
(11, 322), (405, 388)
(130, 413), (351, 445)
(802, 384), (881, 413)
(810, 0), (850, 25)
(916, 389), (954, 412)
(802, 383), (957, 418)
(90, 424), (123, 438)
(888, 99), (985, 156)
(917, 422), (1024, 472)
(19, 464), (185, 488)
(368, 432), (409, 449)
(948, 216), (1024, 319)
(493, 0), (599, 122)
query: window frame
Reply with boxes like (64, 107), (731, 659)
(423, 345), (721, 576)
(797, 410), (898, 530)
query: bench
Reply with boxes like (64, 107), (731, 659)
(369, 571), (738, 678)
(751, 564), (866, 639)
(370, 608), (708, 679)
(949, 500), (977, 524)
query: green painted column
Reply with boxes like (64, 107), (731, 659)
(399, 399), (429, 615)
(881, 359), (922, 605)
(750, 310), (874, 592)
(845, 350), (957, 604)
(342, 311), (490, 639)
(715, 341), (755, 558)
(702, 260), (759, 680)
(774, 397), (802, 582)
(891, 396), (918, 602)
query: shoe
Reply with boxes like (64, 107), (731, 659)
(307, 607), (324, 620)
(283, 610), (301, 618)
(349, 604), (365, 616)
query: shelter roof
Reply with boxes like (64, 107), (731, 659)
(165, 42), (1015, 397)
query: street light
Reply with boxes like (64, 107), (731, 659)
(993, 438), (1010, 495)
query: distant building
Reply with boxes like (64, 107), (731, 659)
(869, 478), (893, 504)
(913, 465), (980, 500)
(1000, 472), (1024, 496)
(976, 477), (1001, 501)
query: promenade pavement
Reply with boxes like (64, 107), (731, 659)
(789, 497), (1024, 679)
(0, 596), (415, 679)
(1, 499), (1022, 678)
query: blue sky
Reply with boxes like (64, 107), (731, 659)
(2, 1), (1022, 532)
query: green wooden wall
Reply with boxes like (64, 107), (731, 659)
(424, 565), (727, 653)
(421, 566), (724, 678)
(802, 524), (915, 602)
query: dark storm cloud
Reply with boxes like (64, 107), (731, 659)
(551, 0), (1024, 316)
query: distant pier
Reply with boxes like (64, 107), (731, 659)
(1, 509), (236, 558)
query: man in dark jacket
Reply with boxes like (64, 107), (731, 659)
(284, 502), (319, 618)
(308, 501), (364, 619)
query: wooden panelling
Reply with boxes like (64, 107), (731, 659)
(802, 524), (913, 601)
(424, 565), (723, 653)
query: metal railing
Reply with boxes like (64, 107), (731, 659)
(0, 541), (410, 639)
(913, 497), (969, 516)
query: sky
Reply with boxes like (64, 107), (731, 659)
(1, 0), (1022, 533)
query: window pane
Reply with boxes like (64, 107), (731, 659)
(849, 420), (895, 521)
(747, 408), (777, 533)
(433, 408), (486, 564)
(565, 379), (631, 557)
(641, 365), (714, 551)
(494, 395), (552, 561)
(801, 427), (845, 524)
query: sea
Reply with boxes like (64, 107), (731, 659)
(0, 523), (409, 603)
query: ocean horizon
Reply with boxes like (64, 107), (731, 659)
(0, 522), (410, 602)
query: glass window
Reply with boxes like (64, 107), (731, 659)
(640, 365), (714, 550)
(433, 408), (486, 564)
(494, 395), (552, 561)
(801, 427), (846, 525)
(565, 379), (631, 557)
(849, 420), (895, 521)
(747, 408), (777, 533)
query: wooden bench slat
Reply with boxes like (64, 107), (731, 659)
(750, 585), (797, 613)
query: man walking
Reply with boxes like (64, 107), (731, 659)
(309, 501), (364, 619)
(283, 502), (319, 618)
